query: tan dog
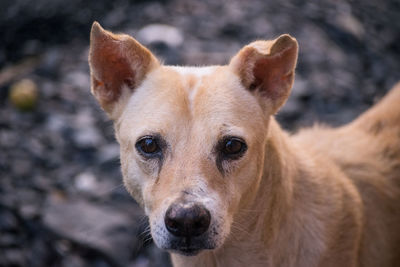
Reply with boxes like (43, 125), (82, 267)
(88, 22), (400, 267)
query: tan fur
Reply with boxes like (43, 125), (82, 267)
(88, 22), (400, 267)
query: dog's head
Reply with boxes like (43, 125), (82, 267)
(89, 22), (297, 256)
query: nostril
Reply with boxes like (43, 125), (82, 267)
(165, 217), (178, 232)
(164, 202), (211, 237)
(164, 206), (181, 235)
(165, 217), (180, 235)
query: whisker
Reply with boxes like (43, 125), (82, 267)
(143, 235), (153, 244)
(237, 208), (265, 213)
(101, 182), (125, 194)
(138, 226), (151, 238)
(231, 221), (251, 236)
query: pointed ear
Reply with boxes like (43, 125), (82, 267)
(89, 22), (159, 119)
(229, 34), (298, 114)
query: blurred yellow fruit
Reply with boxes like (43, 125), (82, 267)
(9, 79), (38, 111)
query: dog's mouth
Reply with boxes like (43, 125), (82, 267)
(167, 236), (215, 256)
(173, 247), (201, 256)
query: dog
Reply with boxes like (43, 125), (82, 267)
(88, 21), (400, 267)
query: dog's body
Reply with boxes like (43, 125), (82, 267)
(88, 22), (400, 267)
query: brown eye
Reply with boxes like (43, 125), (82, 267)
(221, 137), (247, 157)
(136, 137), (160, 155)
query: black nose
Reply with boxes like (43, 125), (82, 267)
(164, 202), (211, 237)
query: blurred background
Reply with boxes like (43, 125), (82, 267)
(0, 0), (399, 266)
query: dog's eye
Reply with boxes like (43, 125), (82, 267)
(220, 137), (247, 158)
(136, 137), (161, 155)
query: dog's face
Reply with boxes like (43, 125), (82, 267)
(116, 65), (268, 255)
(89, 22), (297, 256)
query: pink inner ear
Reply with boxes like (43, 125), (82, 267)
(252, 54), (283, 100)
(252, 46), (296, 101)
(92, 40), (135, 104)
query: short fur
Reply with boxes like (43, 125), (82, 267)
(89, 22), (400, 267)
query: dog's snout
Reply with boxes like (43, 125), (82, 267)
(164, 202), (211, 237)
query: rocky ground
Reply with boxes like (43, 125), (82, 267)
(0, 0), (399, 266)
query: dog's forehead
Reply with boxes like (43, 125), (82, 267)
(163, 65), (258, 117)
(118, 65), (264, 140)
(167, 65), (228, 115)
(166, 66), (217, 111)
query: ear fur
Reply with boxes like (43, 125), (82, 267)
(88, 22), (159, 119)
(230, 34), (298, 114)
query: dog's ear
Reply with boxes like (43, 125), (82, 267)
(89, 22), (159, 119)
(229, 34), (298, 114)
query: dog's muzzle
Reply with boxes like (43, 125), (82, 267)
(164, 201), (213, 255)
